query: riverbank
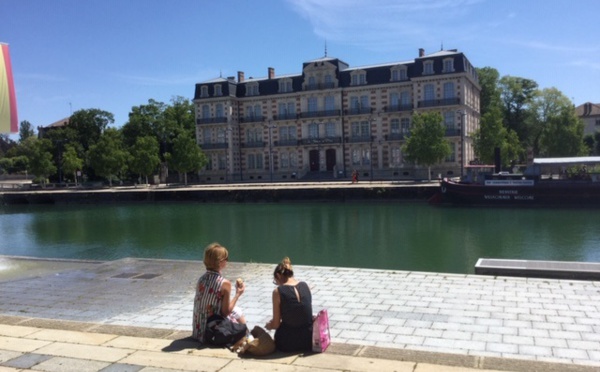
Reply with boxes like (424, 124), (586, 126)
(1, 256), (599, 370)
(0, 180), (439, 205)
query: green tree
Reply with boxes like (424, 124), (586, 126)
(68, 109), (114, 152)
(27, 138), (56, 185)
(531, 88), (584, 157)
(166, 133), (207, 185)
(121, 99), (166, 148)
(88, 128), (129, 186)
(539, 106), (586, 157)
(499, 76), (538, 147)
(18, 120), (35, 142)
(403, 112), (451, 181)
(61, 144), (84, 185)
(473, 107), (522, 167)
(476, 67), (502, 117)
(129, 136), (160, 184)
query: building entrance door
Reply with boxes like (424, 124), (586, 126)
(309, 150), (320, 171)
(326, 149), (336, 171)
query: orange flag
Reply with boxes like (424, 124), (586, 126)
(0, 43), (18, 134)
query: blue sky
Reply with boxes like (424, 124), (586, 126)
(1, 0), (599, 137)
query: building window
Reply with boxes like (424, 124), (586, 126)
(281, 152), (289, 168)
(308, 97), (318, 113)
(324, 74), (333, 87)
(443, 58), (455, 73)
(325, 122), (336, 137)
(280, 126), (297, 141)
(424, 84), (435, 101)
(391, 147), (402, 167)
(308, 76), (317, 90)
(205, 157), (213, 171)
(390, 92), (399, 109)
(352, 149), (361, 165)
(351, 121), (370, 138)
(246, 128), (260, 143)
(279, 79), (292, 93)
(400, 91), (410, 107)
(325, 95), (335, 112)
(401, 118), (410, 134)
(290, 152), (298, 167)
(215, 85), (222, 96)
(444, 112), (455, 131)
(216, 104), (223, 118)
(218, 154), (226, 170)
(217, 129), (226, 144)
(201, 86), (209, 98)
(446, 143), (456, 162)
(443, 82), (455, 99)
(202, 128), (212, 145)
(595, 119), (600, 126)
(391, 119), (400, 135)
(390, 66), (407, 81)
(246, 83), (259, 96)
(362, 149), (371, 165)
(308, 123), (319, 138)
(202, 105), (210, 119)
(247, 153), (264, 170)
(351, 71), (367, 85)
(423, 61), (434, 75)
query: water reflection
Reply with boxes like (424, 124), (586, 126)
(1, 203), (599, 274)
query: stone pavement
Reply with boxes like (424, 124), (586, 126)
(0, 256), (599, 371)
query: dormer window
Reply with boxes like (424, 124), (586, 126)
(214, 85), (222, 96)
(201, 86), (209, 98)
(246, 83), (259, 96)
(390, 66), (408, 82)
(423, 61), (434, 75)
(279, 79), (293, 93)
(351, 70), (367, 86)
(443, 58), (455, 73)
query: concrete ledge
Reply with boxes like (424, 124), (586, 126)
(2, 315), (598, 372)
(475, 258), (600, 280)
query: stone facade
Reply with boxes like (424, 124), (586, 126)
(193, 48), (480, 183)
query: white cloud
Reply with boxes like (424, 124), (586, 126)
(286, 0), (483, 51)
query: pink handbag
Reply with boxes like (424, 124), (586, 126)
(312, 309), (330, 352)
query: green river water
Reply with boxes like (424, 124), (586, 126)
(1, 202), (598, 274)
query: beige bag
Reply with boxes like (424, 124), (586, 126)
(237, 326), (276, 356)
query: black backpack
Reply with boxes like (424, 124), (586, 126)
(204, 314), (248, 347)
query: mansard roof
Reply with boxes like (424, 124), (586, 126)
(194, 49), (470, 100)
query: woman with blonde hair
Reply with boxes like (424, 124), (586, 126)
(192, 242), (246, 343)
(266, 257), (313, 352)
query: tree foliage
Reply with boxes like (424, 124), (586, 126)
(166, 133), (207, 185)
(18, 120), (35, 143)
(473, 107), (522, 167)
(68, 109), (114, 151)
(129, 135), (160, 184)
(88, 128), (129, 186)
(61, 144), (84, 184)
(27, 138), (57, 185)
(403, 112), (451, 180)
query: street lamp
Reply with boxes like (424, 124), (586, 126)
(457, 110), (467, 178)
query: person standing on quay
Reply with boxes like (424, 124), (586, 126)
(192, 242), (246, 343)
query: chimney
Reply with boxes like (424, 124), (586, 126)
(268, 67), (275, 79)
(419, 48), (425, 57)
(237, 71), (245, 83)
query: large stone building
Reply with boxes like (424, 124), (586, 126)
(193, 48), (480, 183)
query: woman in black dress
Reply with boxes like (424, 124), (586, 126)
(265, 257), (313, 352)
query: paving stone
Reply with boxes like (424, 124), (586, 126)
(33, 356), (110, 372)
(1, 353), (52, 369)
